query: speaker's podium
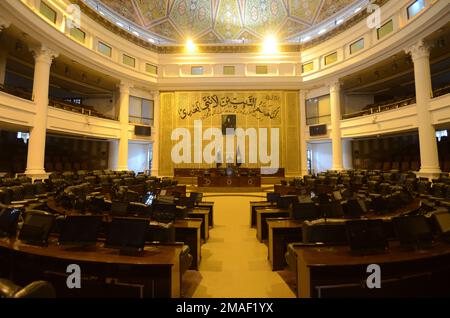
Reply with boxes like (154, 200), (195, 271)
(197, 165), (262, 189)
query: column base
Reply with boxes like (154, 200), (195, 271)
(25, 169), (50, 180)
(150, 169), (159, 177)
(331, 166), (345, 172)
(116, 166), (129, 172)
(415, 167), (442, 180)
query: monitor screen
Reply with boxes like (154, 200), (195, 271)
(105, 217), (149, 250)
(18, 213), (55, 245)
(190, 192), (203, 203)
(59, 216), (103, 245)
(111, 201), (129, 216)
(393, 215), (433, 249)
(0, 208), (21, 236)
(277, 195), (298, 209)
(433, 212), (450, 235)
(266, 192), (280, 203)
(346, 219), (388, 254)
(152, 203), (178, 222)
(143, 192), (155, 206)
(292, 202), (319, 221)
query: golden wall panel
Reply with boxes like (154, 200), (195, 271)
(159, 90), (300, 176)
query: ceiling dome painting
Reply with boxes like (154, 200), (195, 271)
(97, 0), (361, 43)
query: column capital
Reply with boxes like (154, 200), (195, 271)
(30, 45), (59, 65)
(0, 15), (11, 31)
(327, 79), (342, 93)
(118, 81), (132, 94)
(405, 40), (430, 61)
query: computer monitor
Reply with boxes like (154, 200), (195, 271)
(18, 213), (55, 246)
(266, 192), (280, 204)
(346, 219), (388, 255)
(105, 217), (149, 251)
(432, 212), (450, 240)
(151, 203), (178, 223)
(190, 192), (203, 204)
(344, 198), (367, 218)
(142, 192), (155, 206)
(392, 215), (434, 250)
(291, 202), (320, 221)
(0, 207), (21, 237)
(59, 215), (103, 246)
(176, 197), (195, 209)
(110, 201), (129, 216)
(277, 195), (298, 209)
(158, 195), (176, 205)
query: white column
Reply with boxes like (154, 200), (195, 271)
(117, 81), (131, 171)
(151, 90), (160, 176)
(329, 80), (344, 171)
(299, 90), (308, 176)
(0, 16), (11, 85)
(405, 40), (441, 178)
(25, 45), (58, 177)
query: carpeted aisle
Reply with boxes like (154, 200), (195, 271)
(183, 193), (296, 298)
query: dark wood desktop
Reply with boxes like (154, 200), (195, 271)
(291, 242), (450, 298)
(0, 238), (182, 298)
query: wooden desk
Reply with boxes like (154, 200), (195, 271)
(267, 219), (303, 271)
(188, 209), (209, 241)
(0, 238), (181, 298)
(174, 219), (202, 270)
(250, 202), (276, 227)
(197, 202), (214, 227)
(291, 242), (450, 298)
(255, 208), (290, 242)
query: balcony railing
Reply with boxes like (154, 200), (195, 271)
(129, 115), (153, 126)
(49, 99), (118, 121)
(306, 114), (331, 126)
(0, 83), (32, 100)
(342, 96), (416, 120)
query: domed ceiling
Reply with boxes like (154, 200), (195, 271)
(96, 0), (362, 44)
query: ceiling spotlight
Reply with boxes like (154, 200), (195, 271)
(318, 28), (327, 35)
(336, 19), (344, 25)
(186, 39), (196, 53)
(302, 36), (311, 43)
(262, 35), (278, 54)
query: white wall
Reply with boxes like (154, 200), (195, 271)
(343, 94), (374, 114)
(83, 96), (116, 118)
(310, 142), (332, 173)
(128, 142), (150, 173)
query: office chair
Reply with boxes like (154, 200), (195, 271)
(0, 279), (56, 298)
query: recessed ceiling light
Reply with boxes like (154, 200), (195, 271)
(186, 39), (196, 53)
(262, 35), (278, 54)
